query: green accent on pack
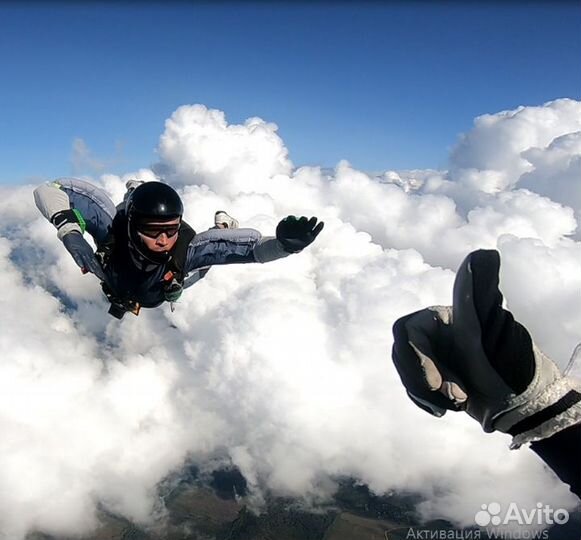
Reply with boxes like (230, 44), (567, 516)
(72, 209), (87, 233)
(51, 181), (62, 189)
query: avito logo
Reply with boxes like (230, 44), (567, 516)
(475, 502), (569, 527)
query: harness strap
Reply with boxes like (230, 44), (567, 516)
(166, 221), (196, 282)
(162, 222), (196, 307)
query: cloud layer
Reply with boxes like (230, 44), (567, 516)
(0, 99), (580, 538)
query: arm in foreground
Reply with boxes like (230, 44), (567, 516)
(530, 425), (581, 498)
(391, 249), (581, 498)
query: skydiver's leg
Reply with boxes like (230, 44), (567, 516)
(213, 211), (239, 230)
(121, 179), (144, 208)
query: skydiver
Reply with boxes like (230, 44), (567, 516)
(392, 249), (581, 499)
(34, 178), (324, 319)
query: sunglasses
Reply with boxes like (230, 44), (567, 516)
(135, 223), (180, 239)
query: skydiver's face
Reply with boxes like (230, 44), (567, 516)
(136, 218), (180, 253)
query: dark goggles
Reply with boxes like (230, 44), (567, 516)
(135, 222), (180, 239)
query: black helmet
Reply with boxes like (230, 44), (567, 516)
(126, 182), (183, 265)
(127, 181), (183, 222)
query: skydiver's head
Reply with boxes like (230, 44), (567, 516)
(126, 182), (183, 264)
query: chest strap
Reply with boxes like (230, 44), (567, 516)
(162, 221), (196, 305)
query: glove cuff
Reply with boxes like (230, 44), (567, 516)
(52, 208), (86, 233)
(253, 237), (292, 262)
(508, 379), (581, 448)
(490, 343), (581, 447)
(57, 223), (83, 241)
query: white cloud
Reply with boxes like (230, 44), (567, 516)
(0, 99), (579, 537)
(449, 98), (581, 193)
(157, 104), (293, 197)
(519, 131), (581, 227)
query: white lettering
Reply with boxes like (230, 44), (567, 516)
(520, 507), (536, 525)
(542, 506), (554, 525)
(553, 508), (569, 525)
(504, 503), (523, 525)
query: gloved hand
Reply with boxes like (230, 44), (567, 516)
(275, 216), (324, 253)
(62, 231), (106, 281)
(392, 249), (581, 448)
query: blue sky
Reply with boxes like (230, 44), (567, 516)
(0, 2), (579, 184)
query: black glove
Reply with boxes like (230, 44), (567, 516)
(275, 216), (324, 253)
(392, 249), (581, 447)
(62, 232), (106, 281)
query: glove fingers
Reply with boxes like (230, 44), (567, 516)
(276, 215), (323, 252)
(392, 309), (465, 415)
(70, 252), (86, 270)
(311, 221), (324, 238)
(407, 391), (448, 418)
(87, 258), (106, 281)
(459, 249), (502, 333)
(470, 250), (535, 392)
(392, 344), (458, 416)
(405, 307), (469, 404)
(79, 254), (104, 280)
(454, 250), (534, 394)
(407, 342), (468, 404)
(63, 232), (105, 281)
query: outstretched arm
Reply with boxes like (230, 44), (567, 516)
(184, 216), (324, 272)
(392, 249), (581, 499)
(254, 215), (325, 261)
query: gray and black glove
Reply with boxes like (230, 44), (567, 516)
(61, 232), (106, 281)
(52, 210), (104, 280)
(392, 249), (581, 448)
(276, 216), (324, 253)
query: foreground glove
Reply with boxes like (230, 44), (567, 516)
(276, 216), (324, 253)
(392, 249), (581, 448)
(62, 231), (106, 281)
